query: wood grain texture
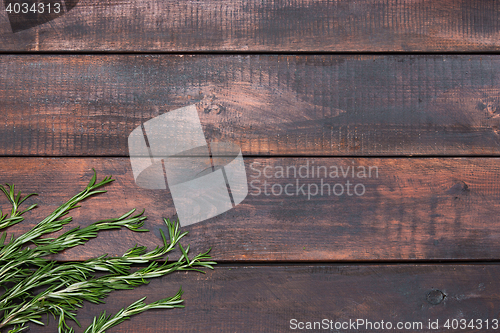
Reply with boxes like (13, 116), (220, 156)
(24, 264), (500, 332)
(1, 0), (500, 52)
(2, 1), (499, 332)
(2, 55), (500, 156)
(2, 157), (500, 261)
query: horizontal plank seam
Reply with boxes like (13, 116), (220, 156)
(2, 51), (500, 56)
(3, 155), (500, 159)
(49, 260), (500, 265)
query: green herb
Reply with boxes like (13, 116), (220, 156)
(0, 170), (216, 333)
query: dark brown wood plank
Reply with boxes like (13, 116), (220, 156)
(2, 55), (500, 156)
(1, 0), (500, 52)
(2, 157), (500, 261)
(26, 264), (500, 332)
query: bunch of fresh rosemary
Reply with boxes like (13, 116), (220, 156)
(0, 171), (215, 333)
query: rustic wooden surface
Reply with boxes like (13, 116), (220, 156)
(27, 264), (500, 332)
(2, 157), (500, 262)
(2, 55), (500, 156)
(2, 0), (500, 332)
(1, 0), (500, 52)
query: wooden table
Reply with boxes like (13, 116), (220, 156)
(2, 1), (500, 332)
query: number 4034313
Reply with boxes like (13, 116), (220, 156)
(443, 319), (499, 330)
(5, 2), (61, 14)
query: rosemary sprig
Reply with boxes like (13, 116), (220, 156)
(80, 289), (184, 333)
(0, 185), (37, 231)
(0, 170), (215, 333)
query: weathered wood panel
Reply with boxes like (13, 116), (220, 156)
(2, 157), (500, 261)
(2, 55), (500, 156)
(27, 264), (500, 332)
(1, 0), (500, 52)
(2, 1), (498, 332)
